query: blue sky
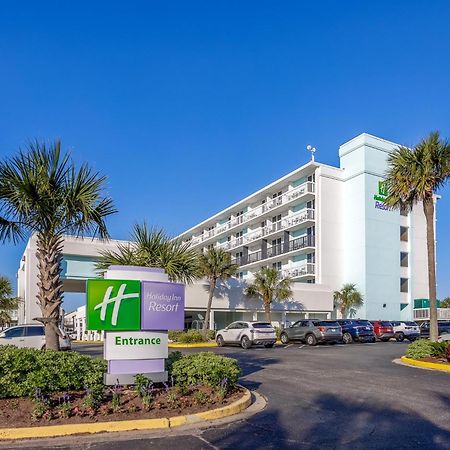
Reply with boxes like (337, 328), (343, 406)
(0, 1), (449, 311)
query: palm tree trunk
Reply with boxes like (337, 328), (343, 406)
(423, 198), (438, 342)
(35, 233), (64, 350)
(264, 297), (272, 323)
(202, 278), (216, 338)
(340, 306), (346, 319)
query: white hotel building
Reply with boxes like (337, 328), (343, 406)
(17, 133), (434, 332)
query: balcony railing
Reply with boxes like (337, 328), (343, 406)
(218, 208), (315, 252)
(188, 181), (315, 246)
(413, 308), (450, 321)
(231, 235), (315, 266)
(281, 263), (315, 279)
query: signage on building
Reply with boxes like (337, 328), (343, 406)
(374, 180), (389, 210)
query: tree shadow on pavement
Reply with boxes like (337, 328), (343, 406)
(202, 392), (450, 450)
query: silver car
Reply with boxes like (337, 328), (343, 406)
(280, 320), (342, 346)
(216, 321), (277, 349)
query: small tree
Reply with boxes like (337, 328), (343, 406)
(333, 283), (364, 318)
(0, 277), (20, 327)
(384, 131), (450, 341)
(97, 223), (201, 284)
(198, 248), (238, 337)
(0, 141), (116, 349)
(244, 267), (292, 323)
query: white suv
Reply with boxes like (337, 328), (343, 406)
(390, 321), (420, 342)
(0, 324), (71, 350)
(216, 321), (277, 349)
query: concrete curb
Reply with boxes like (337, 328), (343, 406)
(400, 356), (450, 372)
(0, 387), (252, 441)
(168, 342), (217, 348)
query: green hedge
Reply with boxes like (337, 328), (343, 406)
(406, 339), (450, 359)
(171, 352), (241, 389)
(0, 345), (106, 398)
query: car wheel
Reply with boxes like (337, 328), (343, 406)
(241, 336), (252, 349)
(306, 334), (317, 346)
(216, 335), (225, 347)
(264, 343), (274, 348)
(395, 332), (405, 342)
(342, 332), (353, 344)
(280, 333), (289, 344)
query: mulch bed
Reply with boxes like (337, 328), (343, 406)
(417, 356), (450, 365)
(0, 386), (244, 429)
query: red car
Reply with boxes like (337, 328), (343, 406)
(370, 320), (394, 342)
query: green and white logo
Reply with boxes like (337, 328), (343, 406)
(373, 180), (388, 202)
(86, 279), (141, 331)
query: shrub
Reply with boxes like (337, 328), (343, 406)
(430, 341), (450, 358)
(171, 352), (241, 389)
(446, 345), (450, 363)
(0, 345), (107, 398)
(165, 351), (183, 377)
(168, 330), (185, 342)
(176, 330), (206, 343)
(406, 339), (435, 359)
(207, 329), (216, 340)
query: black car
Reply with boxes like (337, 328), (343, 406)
(336, 319), (376, 344)
(419, 321), (450, 338)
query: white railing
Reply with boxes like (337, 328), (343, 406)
(281, 263), (315, 279)
(187, 181), (315, 246)
(216, 208), (315, 251)
(413, 308), (450, 320)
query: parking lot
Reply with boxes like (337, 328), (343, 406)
(57, 340), (450, 450)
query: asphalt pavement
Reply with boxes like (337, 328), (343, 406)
(3, 341), (450, 449)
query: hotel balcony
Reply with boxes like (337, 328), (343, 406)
(218, 208), (315, 252)
(281, 263), (315, 280)
(413, 308), (450, 321)
(189, 181), (315, 246)
(231, 235), (315, 267)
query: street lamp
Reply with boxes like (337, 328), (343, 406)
(307, 145), (316, 162)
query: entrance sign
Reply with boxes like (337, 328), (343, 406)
(85, 268), (184, 384)
(141, 280), (185, 330)
(86, 279), (141, 331)
(105, 331), (168, 360)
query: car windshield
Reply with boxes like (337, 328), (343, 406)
(315, 321), (339, 327)
(355, 320), (371, 326)
(390, 321), (400, 326)
(405, 321), (417, 326)
(380, 321), (392, 327)
(252, 323), (273, 329)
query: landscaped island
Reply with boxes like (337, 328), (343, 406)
(0, 347), (243, 428)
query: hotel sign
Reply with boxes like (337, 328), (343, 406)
(104, 331), (168, 360)
(374, 180), (389, 211)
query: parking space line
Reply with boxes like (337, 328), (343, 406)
(283, 344), (293, 349)
(298, 345), (305, 349)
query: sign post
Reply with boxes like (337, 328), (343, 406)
(86, 266), (185, 384)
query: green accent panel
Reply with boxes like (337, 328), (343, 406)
(218, 237), (228, 244)
(400, 303), (408, 311)
(291, 228), (307, 238)
(292, 202), (306, 212)
(414, 298), (430, 309)
(219, 217), (229, 225)
(86, 279), (141, 331)
(61, 255), (98, 280)
(292, 177), (307, 187)
(293, 254), (306, 263)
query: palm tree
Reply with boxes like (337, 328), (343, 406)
(384, 132), (450, 341)
(97, 223), (201, 284)
(0, 277), (20, 327)
(198, 247), (239, 337)
(244, 267), (292, 323)
(440, 297), (450, 309)
(333, 283), (364, 318)
(0, 141), (116, 349)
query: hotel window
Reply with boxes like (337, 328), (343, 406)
(235, 210), (244, 224)
(400, 226), (408, 242)
(272, 261), (282, 271)
(272, 191), (283, 206)
(307, 173), (315, 183)
(400, 204), (409, 217)
(400, 278), (409, 293)
(400, 252), (409, 267)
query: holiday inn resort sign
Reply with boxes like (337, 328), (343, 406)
(86, 270), (184, 384)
